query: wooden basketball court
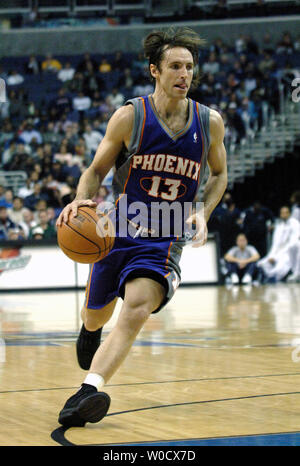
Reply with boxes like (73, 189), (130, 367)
(1, 283), (300, 446)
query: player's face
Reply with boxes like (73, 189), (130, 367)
(152, 47), (194, 99)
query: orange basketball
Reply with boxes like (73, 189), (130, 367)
(57, 206), (115, 263)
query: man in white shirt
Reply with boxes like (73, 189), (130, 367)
(287, 191), (300, 282)
(83, 124), (103, 154)
(224, 233), (260, 284)
(258, 206), (300, 282)
(58, 62), (75, 83)
(72, 91), (91, 112)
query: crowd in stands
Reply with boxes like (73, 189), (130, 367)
(0, 32), (299, 282)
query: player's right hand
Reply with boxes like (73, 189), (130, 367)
(56, 199), (97, 227)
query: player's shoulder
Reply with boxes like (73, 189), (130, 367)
(107, 103), (134, 137)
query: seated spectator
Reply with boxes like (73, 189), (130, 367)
(57, 62), (75, 83)
(66, 71), (85, 94)
(7, 196), (27, 225)
(77, 53), (98, 74)
(23, 182), (48, 211)
(258, 50), (276, 75)
(72, 91), (91, 113)
(276, 32), (294, 55)
(7, 227), (24, 241)
(83, 124), (103, 155)
(224, 233), (260, 285)
(112, 51), (128, 71)
(0, 206), (17, 240)
(51, 88), (72, 114)
(0, 189), (14, 208)
(19, 122), (43, 145)
(54, 143), (74, 166)
(202, 52), (220, 76)
(83, 62), (105, 97)
(19, 208), (37, 239)
(7, 70), (24, 86)
(0, 185), (6, 201)
(25, 55), (40, 75)
(31, 226), (44, 240)
(133, 76), (154, 97)
(258, 206), (300, 283)
(118, 68), (134, 90)
(226, 102), (246, 142)
(30, 209), (56, 239)
(41, 54), (62, 73)
(99, 58), (112, 74)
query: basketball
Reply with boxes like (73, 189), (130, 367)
(57, 206), (115, 263)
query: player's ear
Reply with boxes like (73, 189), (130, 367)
(149, 64), (159, 80)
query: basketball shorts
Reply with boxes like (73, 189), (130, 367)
(84, 235), (183, 313)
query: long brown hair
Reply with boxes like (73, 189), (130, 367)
(143, 27), (205, 90)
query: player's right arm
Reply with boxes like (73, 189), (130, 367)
(56, 104), (133, 226)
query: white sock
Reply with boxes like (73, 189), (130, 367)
(83, 373), (105, 391)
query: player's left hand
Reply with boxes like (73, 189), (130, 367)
(186, 213), (208, 248)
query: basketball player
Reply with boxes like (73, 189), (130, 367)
(56, 27), (227, 427)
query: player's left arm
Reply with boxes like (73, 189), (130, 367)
(188, 109), (227, 247)
(203, 109), (228, 222)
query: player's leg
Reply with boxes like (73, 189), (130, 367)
(89, 277), (165, 381)
(58, 277), (165, 427)
(77, 298), (118, 370)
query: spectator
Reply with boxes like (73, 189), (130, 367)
(258, 50), (276, 75)
(0, 189), (14, 208)
(77, 53), (98, 74)
(7, 196), (27, 225)
(57, 62), (75, 83)
(19, 122), (43, 145)
(41, 54), (62, 73)
(106, 87), (125, 110)
(226, 102), (246, 142)
(99, 58), (112, 74)
(258, 206), (300, 282)
(118, 68), (134, 90)
(214, 192), (243, 255)
(7, 70), (24, 86)
(241, 201), (274, 257)
(23, 182), (48, 211)
(7, 227), (24, 241)
(290, 191), (300, 223)
(224, 233), (260, 284)
(67, 71), (85, 94)
(25, 55), (40, 75)
(112, 51), (128, 71)
(31, 209), (56, 239)
(83, 62), (105, 97)
(72, 91), (91, 113)
(133, 76), (154, 97)
(0, 206), (17, 240)
(31, 226), (44, 240)
(202, 52), (220, 76)
(51, 88), (72, 115)
(276, 32), (294, 55)
(83, 124), (103, 155)
(19, 208), (37, 239)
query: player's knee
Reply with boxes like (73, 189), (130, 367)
(121, 300), (153, 331)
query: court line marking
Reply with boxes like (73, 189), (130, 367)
(2, 372), (300, 394)
(51, 391), (300, 446)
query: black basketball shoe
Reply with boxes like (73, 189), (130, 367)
(76, 325), (102, 370)
(58, 383), (111, 427)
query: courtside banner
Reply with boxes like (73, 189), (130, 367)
(0, 235), (219, 290)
